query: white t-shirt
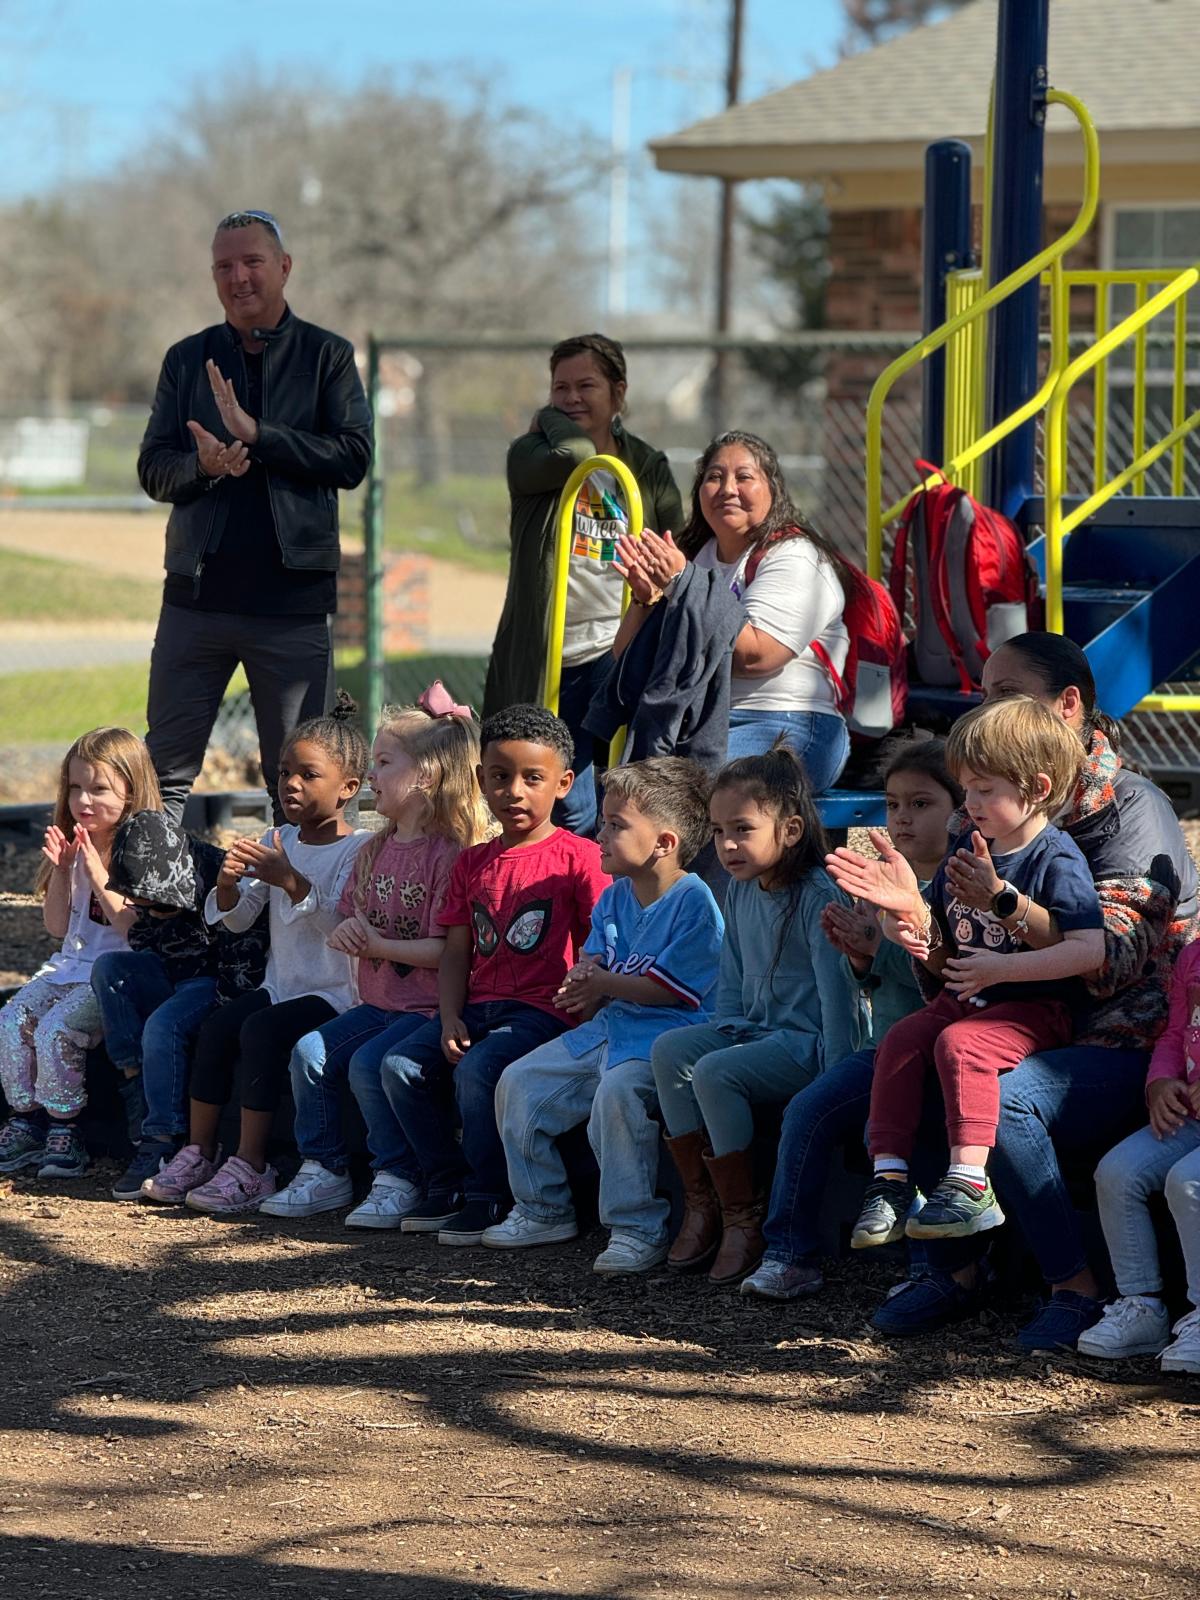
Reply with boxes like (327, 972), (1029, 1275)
(563, 467), (628, 668)
(694, 536), (850, 714)
(205, 826), (369, 1011)
(33, 851), (129, 986)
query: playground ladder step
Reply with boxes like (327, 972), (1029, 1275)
(1060, 582), (1151, 641)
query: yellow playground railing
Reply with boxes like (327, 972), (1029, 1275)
(865, 86), (1101, 580)
(1044, 266), (1200, 712)
(543, 453), (644, 762)
(867, 82), (1200, 717)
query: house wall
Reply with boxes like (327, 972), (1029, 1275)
(824, 202), (1100, 402)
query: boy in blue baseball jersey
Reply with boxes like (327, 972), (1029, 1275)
(485, 758), (723, 1275)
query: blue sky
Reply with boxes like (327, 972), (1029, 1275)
(1, 0), (843, 195)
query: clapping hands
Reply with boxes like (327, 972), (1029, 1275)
(821, 899), (881, 973)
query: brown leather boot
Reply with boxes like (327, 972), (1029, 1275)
(704, 1146), (765, 1285)
(664, 1129), (721, 1270)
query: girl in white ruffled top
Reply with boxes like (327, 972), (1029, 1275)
(144, 696), (369, 1215)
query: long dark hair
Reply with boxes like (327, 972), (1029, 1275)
(676, 429), (852, 603)
(712, 738), (829, 984)
(996, 632), (1123, 756)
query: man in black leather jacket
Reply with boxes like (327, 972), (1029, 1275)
(137, 209), (372, 822)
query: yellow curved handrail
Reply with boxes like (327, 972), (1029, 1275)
(865, 87), (1100, 578)
(542, 453), (644, 723)
(1043, 265), (1200, 633)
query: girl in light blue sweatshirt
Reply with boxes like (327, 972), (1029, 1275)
(652, 741), (864, 1285)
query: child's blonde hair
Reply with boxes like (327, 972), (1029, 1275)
(37, 727), (162, 896)
(945, 695), (1084, 818)
(351, 703), (495, 910)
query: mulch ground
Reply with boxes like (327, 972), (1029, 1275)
(3, 838), (1200, 1598)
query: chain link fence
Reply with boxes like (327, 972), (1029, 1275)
(1, 338), (1196, 808)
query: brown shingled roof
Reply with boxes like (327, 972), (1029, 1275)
(652, 0), (1200, 179)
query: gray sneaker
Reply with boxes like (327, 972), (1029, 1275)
(741, 1259), (825, 1301)
(851, 1177), (924, 1248)
(37, 1122), (89, 1179)
(0, 1116), (46, 1173)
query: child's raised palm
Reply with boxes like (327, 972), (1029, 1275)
(42, 825), (78, 871)
(826, 830), (923, 918)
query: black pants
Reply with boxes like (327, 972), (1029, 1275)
(189, 990), (336, 1113)
(146, 605), (333, 823)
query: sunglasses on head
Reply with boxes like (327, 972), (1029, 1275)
(216, 209), (285, 247)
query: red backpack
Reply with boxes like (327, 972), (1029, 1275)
(889, 461), (1041, 693)
(745, 532), (908, 740)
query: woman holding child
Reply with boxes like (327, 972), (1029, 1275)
(824, 633), (1198, 1351)
(612, 431), (853, 792)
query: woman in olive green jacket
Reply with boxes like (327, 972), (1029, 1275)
(484, 332), (683, 834)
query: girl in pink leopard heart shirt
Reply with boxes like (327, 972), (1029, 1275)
(263, 687), (494, 1227)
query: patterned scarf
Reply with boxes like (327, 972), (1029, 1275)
(1064, 726), (1119, 823)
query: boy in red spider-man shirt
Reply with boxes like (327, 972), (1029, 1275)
(378, 704), (609, 1246)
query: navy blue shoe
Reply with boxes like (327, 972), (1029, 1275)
(112, 1139), (177, 1201)
(1016, 1291), (1103, 1354)
(870, 1266), (989, 1337)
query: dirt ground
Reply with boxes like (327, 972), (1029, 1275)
(4, 844), (1200, 1598)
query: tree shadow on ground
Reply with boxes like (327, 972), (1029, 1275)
(3, 1198), (1199, 1597)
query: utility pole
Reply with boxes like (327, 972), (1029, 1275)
(608, 67), (633, 319)
(710, 0), (745, 433)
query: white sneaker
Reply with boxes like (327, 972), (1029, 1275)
(258, 1159), (354, 1218)
(1077, 1295), (1170, 1359)
(592, 1233), (669, 1275)
(1160, 1307), (1200, 1374)
(481, 1207), (578, 1249)
(345, 1171), (423, 1230)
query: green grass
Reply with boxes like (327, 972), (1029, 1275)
(0, 663), (250, 745)
(0, 653), (491, 748)
(349, 470), (512, 574)
(0, 549), (162, 623)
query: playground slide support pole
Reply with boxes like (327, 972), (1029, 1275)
(985, 0), (1049, 520)
(364, 336), (385, 739)
(921, 139), (974, 465)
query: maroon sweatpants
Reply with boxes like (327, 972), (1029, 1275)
(868, 988), (1073, 1158)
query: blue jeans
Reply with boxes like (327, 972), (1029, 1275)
(380, 1001), (566, 1202)
(555, 655), (609, 835)
(495, 1038), (668, 1245)
(727, 708), (850, 794)
(761, 1049), (875, 1266)
(1095, 1120), (1200, 1305)
(290, 1005), (427, 1176)
(90, 950), (217, 1141)
(922, 1045), (1149, 1285)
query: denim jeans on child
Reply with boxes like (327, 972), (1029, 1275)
(380, 1002), (567, 1203)
(496, 1038), (669, 1245)
(651, 1021), (823, 1157)
(90, 950), (217, 1141)
(760, 1048), (875, 1266)
(290, 1006), (426, 1178)
(726, 708), (850, 795)
(1095, 1119), (1200, 1306)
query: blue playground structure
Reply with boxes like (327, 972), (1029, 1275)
(830, 0), (1200, 831)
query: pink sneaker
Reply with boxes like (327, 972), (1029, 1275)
(141, 1143), (220, 1204)
(185, 1155), (278, 1216)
